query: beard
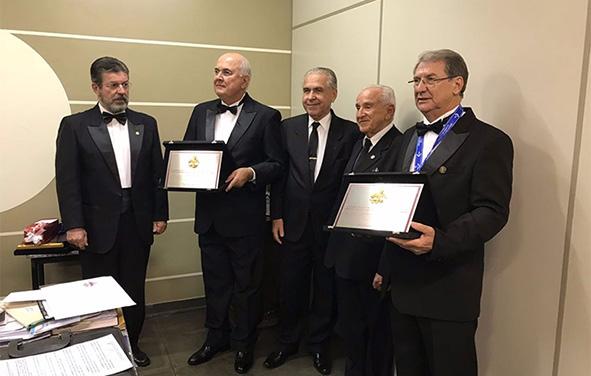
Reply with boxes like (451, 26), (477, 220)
(101, 94), (129, 113)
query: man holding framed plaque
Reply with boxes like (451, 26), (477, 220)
(324, 85), (401, 376)
(378, 49), (513, 376)
(183, 53), (283, 374)
(264, 68), (359, 374)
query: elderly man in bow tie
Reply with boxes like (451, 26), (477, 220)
(55, 56), (169, 368)
(377, 49), (514, 376)
(183, 52), (284, 374)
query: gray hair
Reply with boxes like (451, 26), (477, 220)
(363, 84), (396, 108)
(90, 56), (129, 85)
(238, 55), (252, 77)
(414, 49), (469, 96)
(304, 67), (338, 90)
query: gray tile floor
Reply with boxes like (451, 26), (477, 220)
(137, 307), (345, 376)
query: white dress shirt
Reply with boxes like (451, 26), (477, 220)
(99, 103), (131, 188)
(309, 112), (332, 182)
(364, 122), (395, 152)
(214, 95), (245, 143)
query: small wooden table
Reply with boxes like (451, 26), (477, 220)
(14, 243), (79, 289)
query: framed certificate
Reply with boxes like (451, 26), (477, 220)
(162, 141), (236, 191)
(327, 173), (439, 238)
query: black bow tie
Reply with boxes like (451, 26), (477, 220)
(416, 120), (443, 136)
(216, 102), (239, 115)
(102, 112), (127, 125)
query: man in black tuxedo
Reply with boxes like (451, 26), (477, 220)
(324, 85), (401, 376)
(183, 53), (283, 374)
(55, 56), (169, 367)
(376, 49), (513, 376)
(264, 68), (360, 375)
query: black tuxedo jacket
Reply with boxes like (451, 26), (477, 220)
(324, 126), (402, 281)
(55, 105), (169, 254)
(270, 111), (360, 243)
(183, 93), (283, 237)
(379, 108), (513, 321)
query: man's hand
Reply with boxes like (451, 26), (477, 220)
(225, 167), (254, 192)
(153, 221), (167, 235)
(67, 228), (88, 250)
(372, 273), (383, 290)
(386, 222), (434, 255)
(272, 219), (285, 244)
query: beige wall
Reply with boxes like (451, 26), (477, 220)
(291, 0), (589, 375)
(0, 0), (292, 302)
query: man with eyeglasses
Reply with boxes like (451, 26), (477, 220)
(55, 56), (169, 367)
(183, 52), (283, 374)
(376, 49), (513, 376)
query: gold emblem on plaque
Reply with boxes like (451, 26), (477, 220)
(369, 189), (386, 204)
(188, 156), (200, 168)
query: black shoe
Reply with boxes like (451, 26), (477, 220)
(234, 351), (254, 374)
(311, 352), (331, 375)
(187, 343), (230, 366)
(132, 347), (151, 367)
(263, 349), (297, 369)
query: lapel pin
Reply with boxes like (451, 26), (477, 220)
(439, 166), (447, 174)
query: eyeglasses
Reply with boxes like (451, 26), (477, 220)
(102, 82), (131, 90)
(408, 76), (457, 87)
(214, 68), (235, 77)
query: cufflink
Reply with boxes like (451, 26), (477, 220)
(438, 166), (447, 174)
(370, 155), (375, 160)
(135, 131), (140, 135)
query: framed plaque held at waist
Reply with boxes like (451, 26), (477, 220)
(162, 141), (236, 192)
(326, 173), (439, 239)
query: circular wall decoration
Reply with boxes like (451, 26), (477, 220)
(0, 30), (70, 212)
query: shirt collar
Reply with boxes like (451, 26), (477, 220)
(366, 122), (394, 147)
(308, 111), (332, 131)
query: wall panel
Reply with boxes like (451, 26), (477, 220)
(0, 0), (292, 304)
(292, 1), (380, 121)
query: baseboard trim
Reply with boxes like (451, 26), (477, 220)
(145, 297), (206, 317)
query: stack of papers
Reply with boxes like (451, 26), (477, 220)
(0, 276), (135, 343)
(41, 277), (135, 320)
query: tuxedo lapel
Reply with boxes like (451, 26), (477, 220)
(86, 107), (120, 185)
(205, 107), (216, 142)
(227, 95), (255, 150)
(293, 118), (311, 186)
(400, 130), (418, 172)
(420, 131), (467, 174)
(127, 117), (144, 181)
(346, 140), (363, 173)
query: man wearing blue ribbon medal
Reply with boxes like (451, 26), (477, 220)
(376, 49), (513, 376)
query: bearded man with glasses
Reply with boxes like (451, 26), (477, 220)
(55, 56), (169, 368)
